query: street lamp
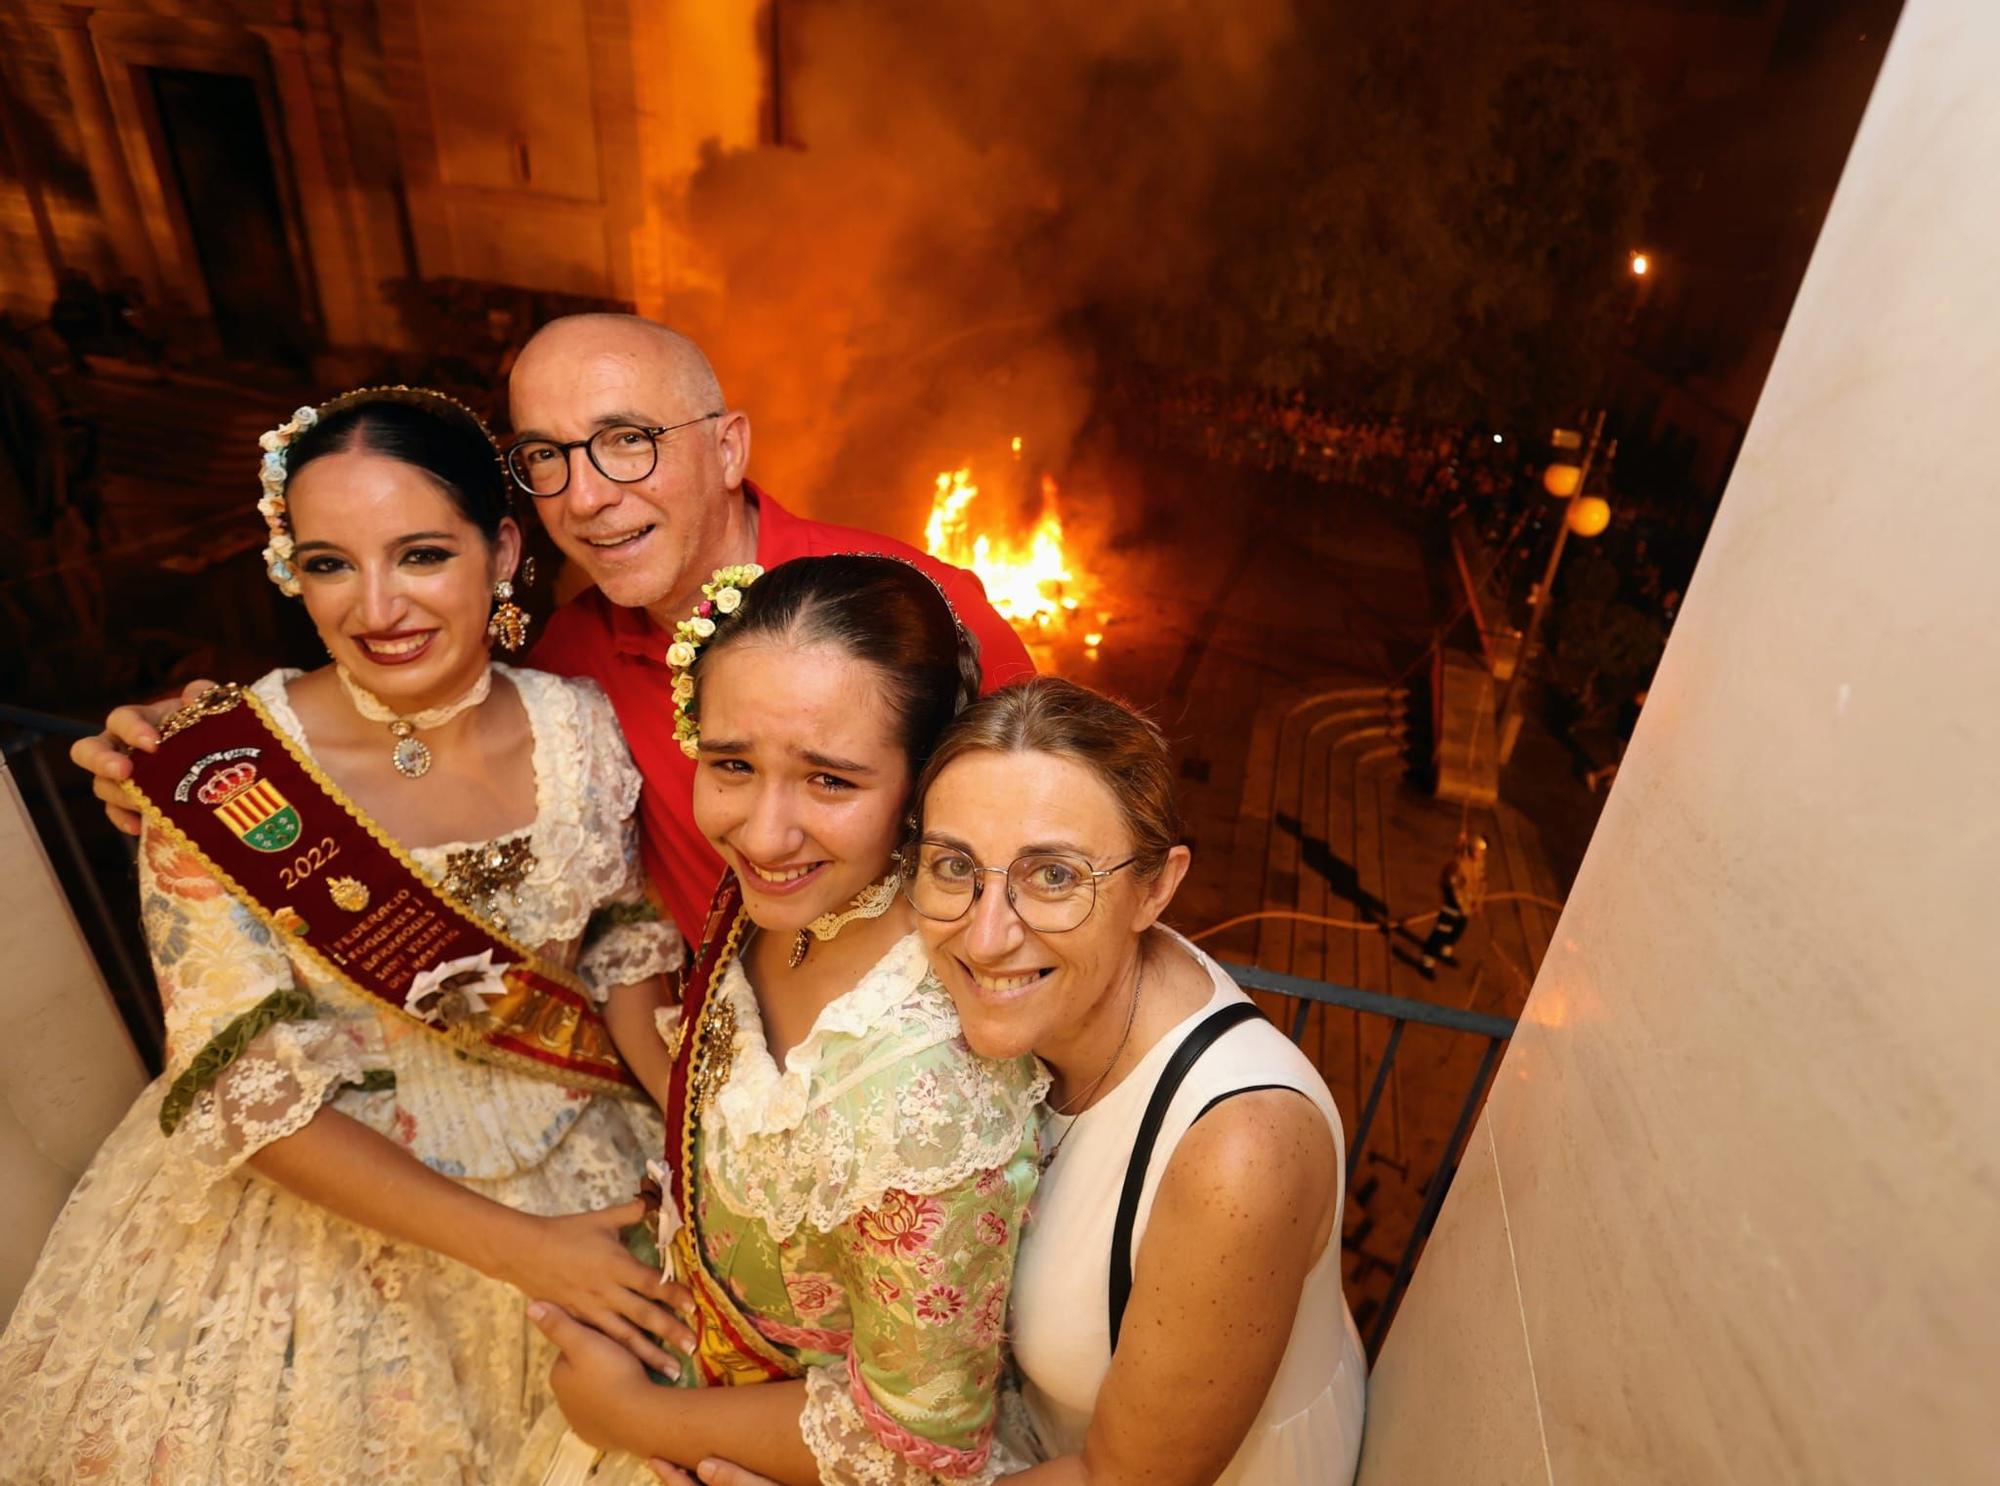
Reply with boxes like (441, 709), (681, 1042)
(1496, 411), (1611, 762)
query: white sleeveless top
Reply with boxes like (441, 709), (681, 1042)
(1010, 933), (1366, 1485)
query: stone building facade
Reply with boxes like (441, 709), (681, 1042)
(0, 0), (770, 360)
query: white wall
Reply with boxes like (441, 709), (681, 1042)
(0, 763), (146, 1324)
(1360, 2), (2000, 1480)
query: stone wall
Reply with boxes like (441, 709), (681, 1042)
(1358, 3), (2000, 1480)
(0, 0), (765, 351)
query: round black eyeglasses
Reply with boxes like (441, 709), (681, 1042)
(504, 413), (723, 498)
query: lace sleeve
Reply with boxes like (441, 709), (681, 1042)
(576, 815), (684, 998)
(706, 963), (1050, 1241)
(141, 828), (373, 1216)
(799, 1153), (1039, 1485)
(566, 677), (684, 999)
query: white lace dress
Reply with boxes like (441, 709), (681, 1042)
(0, 665), (682, 1485)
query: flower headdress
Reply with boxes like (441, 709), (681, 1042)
(256, 385), (502, 596)
(669, 563), (764, 757)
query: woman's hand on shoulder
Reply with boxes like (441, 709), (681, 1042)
(72, 680), (217, 835)
(1078, 1089), (1338, 1486)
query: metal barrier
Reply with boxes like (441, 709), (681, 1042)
(1221, 958), (1516, 1354)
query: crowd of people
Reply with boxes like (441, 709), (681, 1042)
(1132, 374), (1524, 509)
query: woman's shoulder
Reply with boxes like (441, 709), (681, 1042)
(508, 666), (634, 771)
(499, 663), (616, 727)
(244, 667), (310, 740)
(844, 981), (1046, 1125)
(1140, 938), (1341, 1126)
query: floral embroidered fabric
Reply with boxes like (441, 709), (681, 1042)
(705, 933), (1050, 1241)
(0, 665), (675, 1484)
(513, 932), (1047, 1486)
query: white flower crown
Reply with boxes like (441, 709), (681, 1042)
(255, 385), (499, 597)
(670, 563), (765, 757)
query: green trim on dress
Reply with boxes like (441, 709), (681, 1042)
(158, 985), (318, 1135)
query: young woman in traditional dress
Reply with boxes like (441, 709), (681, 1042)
(0, 387), (689, 1483)
(651, 676), (1368, 1486)
(516, 554), (1046, 1486)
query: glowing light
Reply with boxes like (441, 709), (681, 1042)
(1010, 436), (1023, 456)
(924, 465), (1081, 633)
(1567, 495), (1612, 538)
(1083, 632), (1104, 647)
(1492, 433), (1504, 444)
(1629, 251), (1651, 278)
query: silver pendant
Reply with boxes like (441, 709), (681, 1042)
(393, 736), (433, 778)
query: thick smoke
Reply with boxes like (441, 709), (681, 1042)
(657, 0), (1296, 538)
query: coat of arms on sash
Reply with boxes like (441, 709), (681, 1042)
(194, 757), (302, 852)
(136, 684), (640, 1100)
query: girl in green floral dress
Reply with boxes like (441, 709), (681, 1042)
(518, 555), (1045, 1486)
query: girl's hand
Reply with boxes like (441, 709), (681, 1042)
(531, 1301), (662, 1453)
(647, 1457), (784, 1486)
(500, 1201), (695, 1374)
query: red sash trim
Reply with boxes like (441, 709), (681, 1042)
(657, 873), (797, 1384)
(126, 683), (639, 1098)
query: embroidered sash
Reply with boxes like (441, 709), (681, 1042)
(655, 874), (800, 1384)
(126, 682), (639, 1098)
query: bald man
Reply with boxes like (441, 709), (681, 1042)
(75, 314), (1034, 939)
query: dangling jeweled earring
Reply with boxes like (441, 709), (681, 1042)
(488, 579), (529, 651)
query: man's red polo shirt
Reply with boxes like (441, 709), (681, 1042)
(528, 482), (1036, 941)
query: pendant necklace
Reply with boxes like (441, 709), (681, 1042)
(789, 872), (899, 968)
(1039, 950), (1145, 1174)
(336, 664), (492, 779)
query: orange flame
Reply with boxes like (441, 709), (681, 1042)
(925, 462), (1081, 633)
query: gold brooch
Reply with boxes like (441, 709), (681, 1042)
(441, 836), (537, 932)
(158, 683), (245, 742)
(687, 995), (738, 1116)
(328, 876), (370, 912)
(683, 909), (747, 1114)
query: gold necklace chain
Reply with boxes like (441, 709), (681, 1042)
(1040, 950), (1146, 1172)
(789, 872), (899, 968)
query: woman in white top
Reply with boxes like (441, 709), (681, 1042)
(654, 675), (1365, 1486)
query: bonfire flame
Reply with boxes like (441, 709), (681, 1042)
(925, 461), (1082, 634)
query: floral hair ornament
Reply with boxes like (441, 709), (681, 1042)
(669, 562), (764, 757)
(256, 385), (502, 597)
(257, 404), (318, 594)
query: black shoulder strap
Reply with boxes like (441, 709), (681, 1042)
(1108, 999), (1262, 1351)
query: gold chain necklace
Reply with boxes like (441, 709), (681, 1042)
(789, 872), (899, 968)
(1039, 951), (1145, 1174)
(335, 664), (491, 779)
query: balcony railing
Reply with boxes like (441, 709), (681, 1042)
(1223, 959), (1516, 1354)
